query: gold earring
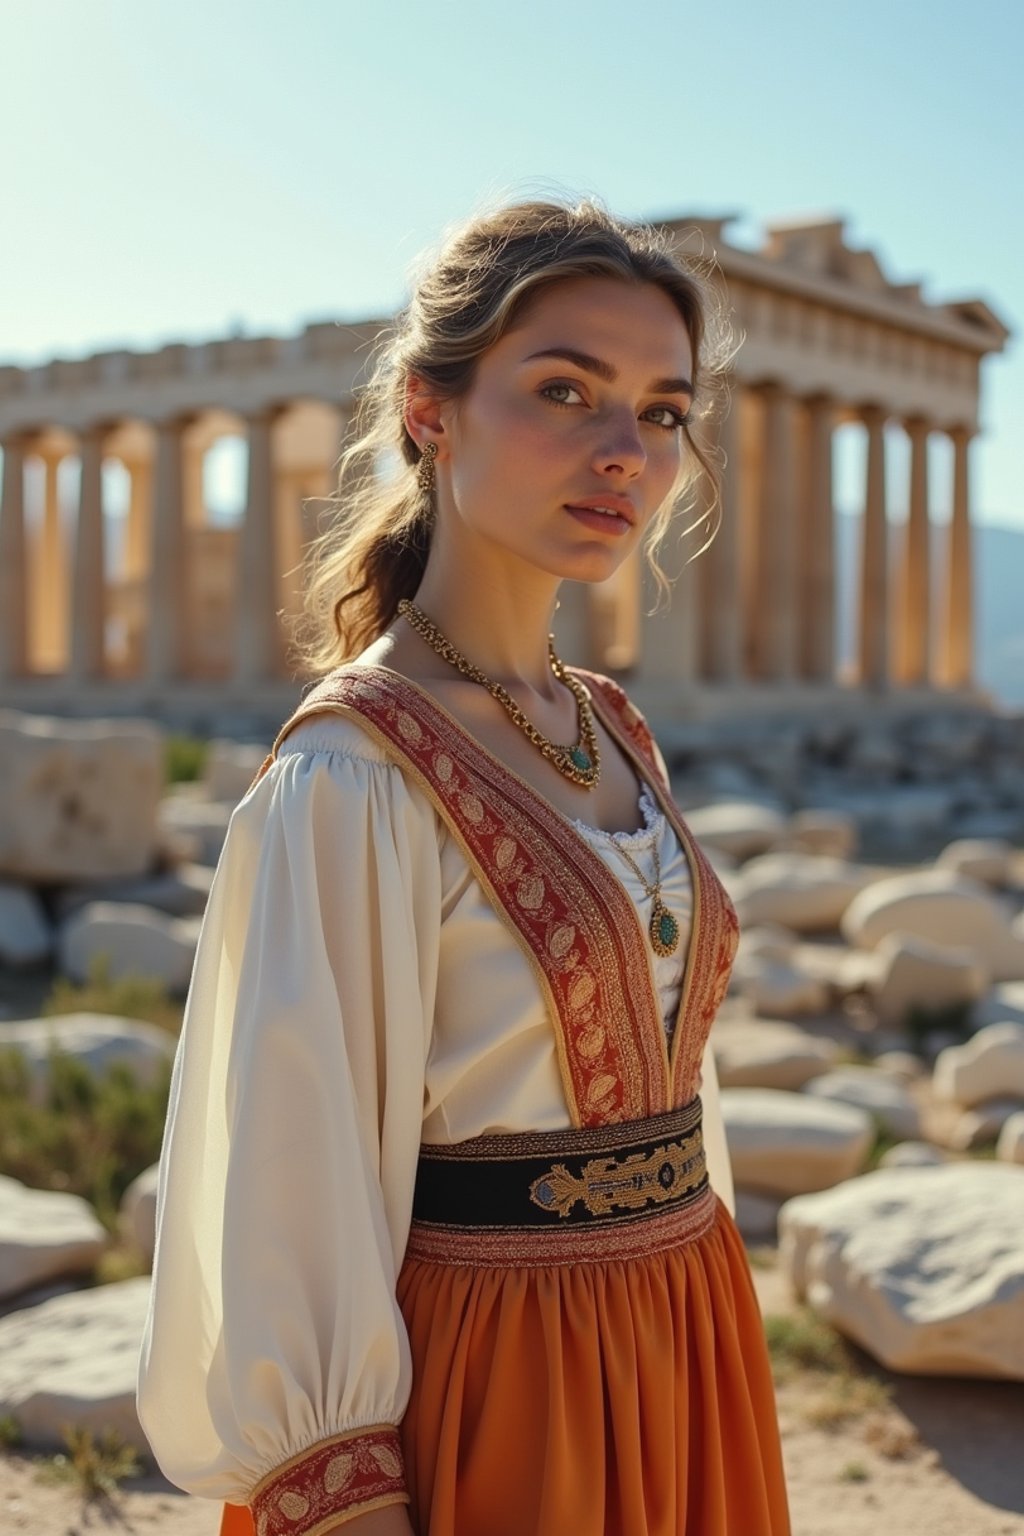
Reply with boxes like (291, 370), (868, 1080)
(417, 441), (437, 494)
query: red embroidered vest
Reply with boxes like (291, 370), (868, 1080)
(251, 665), (739, 1128)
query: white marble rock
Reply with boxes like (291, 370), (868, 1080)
(840, 870), (1024, 984)
(0, 710), (164, 881)
(871, 1050), (928, 1084)
(933, 1021), (1024, 1108)
(867, 931), (989, 1028)
(720, 1088), (873, 1198)
(679, 801), (787, 862)
(0, 1014), (176, 1101)
(778, 810), (858, 861)
(727, 852), (875, 934)
(779, 1165), (1024, 1379)
(0, 1276), (151, 1450)
(935, 837), (1014, 888)
(729, 950), (832, 1018)
(803, 1066), (921, 1141)
(996, 1111), (1024, 1165)
(57, 902), (202, 991)
(711, 1019), (841, 1091)
(0, 1175), (106, 1302)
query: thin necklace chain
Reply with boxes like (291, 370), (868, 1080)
(613, 836), (663, 899)
(610, 835), (681, 959)
(396, 598), (602, 788)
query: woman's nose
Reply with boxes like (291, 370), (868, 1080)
(592, 410), (646, 475)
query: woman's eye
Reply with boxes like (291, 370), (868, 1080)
(645, 405), (692, 432)
(540, 382), (584, 407)
(540, 383), (691, 432)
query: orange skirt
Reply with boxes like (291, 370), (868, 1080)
(397, 1195), (789, 1536)
(222, 1112), (790, 1536)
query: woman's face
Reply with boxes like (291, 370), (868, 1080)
(432, 275), (695, 586)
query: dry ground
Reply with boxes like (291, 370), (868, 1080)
(2, 1257), (1021, 1536)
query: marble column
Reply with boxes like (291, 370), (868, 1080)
(639, 539), (699, 692)
(184, 440), (206, 528)
(937, 426), (974, 688)
(857, 404), (889, 688)
(70, 425), (106, 681)
(147, 420), (188, 683)
(30, 448), (69, 672)
(0, 435), (28, 678)
(699, 382), (743, 682)
(236, 406), (281, 684)
(894, 417), (931, 685)
(123, 457), (153, 582)
(797, 394), (836, 682)
(752, 382), (799, 681)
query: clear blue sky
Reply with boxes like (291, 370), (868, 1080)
(3, 0), (1021, 528)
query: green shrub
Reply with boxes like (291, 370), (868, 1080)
(0, 1414), (23, 1449)
(0, 1043), (171, 1232)
(165, 734), (208, 784)
(764, 1308), (850, 1376)
(42, 954), (184, 1036)
(36, 1425), (142, 1496)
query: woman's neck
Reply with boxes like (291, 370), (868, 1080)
(409, 543), (564, 700)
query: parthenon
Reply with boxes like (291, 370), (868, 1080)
(0, 212), (1010, 727)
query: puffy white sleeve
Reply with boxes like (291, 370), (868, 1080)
(137, 715), (442, 1530)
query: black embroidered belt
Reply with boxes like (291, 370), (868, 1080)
(404, 1101), (717, 1268)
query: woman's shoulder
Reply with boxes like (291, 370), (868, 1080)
(271, 663), (406, 765)
(277, 708), (393, 764)
(234, 696), (444, 862)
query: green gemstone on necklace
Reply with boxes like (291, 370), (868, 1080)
(569, 747), (592, 771)
(649, 901), (680, 956)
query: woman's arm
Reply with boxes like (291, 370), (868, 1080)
(138, 722), (442, 1528)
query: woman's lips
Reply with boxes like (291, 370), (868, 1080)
(564, 505), (632, 536)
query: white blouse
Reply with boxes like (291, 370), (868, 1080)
(137, 712), (735, 1508)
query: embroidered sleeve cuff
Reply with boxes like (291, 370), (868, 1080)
(249, 1424), (408, 1535)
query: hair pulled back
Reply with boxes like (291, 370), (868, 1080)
(293, 193), (739, 673)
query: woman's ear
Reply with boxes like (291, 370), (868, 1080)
(404, 373), (447, 458)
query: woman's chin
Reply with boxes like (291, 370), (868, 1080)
(552, 546), (634, 585)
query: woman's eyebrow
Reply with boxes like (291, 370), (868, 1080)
(522, 346), (694, 398)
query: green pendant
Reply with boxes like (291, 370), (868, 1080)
(569, 746), (592, 771)
(650, 900), (680, 957)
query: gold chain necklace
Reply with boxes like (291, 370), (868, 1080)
(611, 837), (681, 957)
(396, 598), (601, 789)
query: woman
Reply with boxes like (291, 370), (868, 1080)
(138, 195), (791, 1536)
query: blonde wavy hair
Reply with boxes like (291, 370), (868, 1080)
(292, 193), (739, 674)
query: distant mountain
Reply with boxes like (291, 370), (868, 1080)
(835, 510), (1024, 710)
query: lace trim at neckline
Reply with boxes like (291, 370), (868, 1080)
(569, 780), (665, 850)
